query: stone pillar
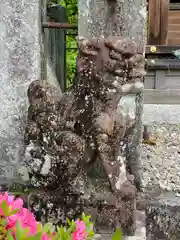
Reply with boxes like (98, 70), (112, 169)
(0, 0), (60, 183)
(78, 0), (146, 189)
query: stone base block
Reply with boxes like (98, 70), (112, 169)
(84, 190), (136, 236)
(96, 199), (135, 235)
(93, 210), (146, 240)
(23, 182), (136, 236)
(146, 192), (180, 240)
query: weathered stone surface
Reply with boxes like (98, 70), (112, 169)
(21, 36), (146, 235)
(93, 210), (146, 240)
(95, 194), (136, 235)
(26, 188), (136, 235)
(146, 192), (180, 240)
(78, 0), (146, 40)
(0, 0), (40, 181)
(0, 0), (61, 182)
(78, 0), (146, 191)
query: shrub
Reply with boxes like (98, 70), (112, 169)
(0, 192), (94, 240)
(57, 0), (78, 88)
(0, 192), (122, 240)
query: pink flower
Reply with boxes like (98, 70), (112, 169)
(6, 213), (20, 229)
(0, 192), (90, 240)
(13, 208), (38, 235)
(42, 233), (56, 240)
(72, 220), (88, 240)
(1, 194), (38, 236)
(7, 195), (14, 203)
(42, 234), (50, 240)
(0, 192), (23, 216)
(0, 192), (45, 238)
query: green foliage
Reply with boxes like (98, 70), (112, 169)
(58, 0), (78, 88)
(1, 200), (19, 218)
(0, 197), (123, 240)
(112, 228), (122, 240)
(66, 36), (77, 88)
(4, 209), (95, 240)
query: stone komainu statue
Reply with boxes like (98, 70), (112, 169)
(22, 36), (146, 235)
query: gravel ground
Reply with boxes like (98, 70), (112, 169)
(141, 123), (180, 193)
(143, 104), (180, 124)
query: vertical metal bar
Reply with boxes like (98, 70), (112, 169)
(64, 31), (67, 90)
(40, 0), (48, 84)
(39, 0), (43, 82)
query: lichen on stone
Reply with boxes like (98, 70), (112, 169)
(21, 36), (146, 235)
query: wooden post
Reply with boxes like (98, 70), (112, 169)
(160, 0), (169, 44)
(148, 0), (169, 45)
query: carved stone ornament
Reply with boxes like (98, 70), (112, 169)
(21, 36), (146, 235)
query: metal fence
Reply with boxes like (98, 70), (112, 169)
(46, 5), (78, 92)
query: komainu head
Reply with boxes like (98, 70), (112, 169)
(76, 36), (146, 94)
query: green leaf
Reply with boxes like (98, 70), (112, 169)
(36, 222), (42, 233)
(0, 218), (8, 227)
(87, 229), (95, 237)
(29, 232), (42, 240)
(58, 225), (72, 240)
(82, 212), (85, 219)
(66, 217), (72, 227)
(9, 208), (20, 216)
(57, 226), (67, 240)
(81, 212), (91, 225)
(7, 231), (14, 240)
(42, 222), (53, 234)
(15, 221), (25, 239)
(66, 224), (76, 234)
(112, 228), (122, 240)
(1, 200), (9, 216)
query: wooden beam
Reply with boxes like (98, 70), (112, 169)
(148, 0), (169, 45)
(168, 38), (180, 45)
(146, 45), (180, 54)
(147, 59), (180, 70)
(169, 11), (180, 18)
(168, 23), (180, 32)
(144, 89), (180, 104)
(168, 17), (180, 24)
(169, 3), (180, 10)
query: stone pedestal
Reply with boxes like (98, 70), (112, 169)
(26, 187), (136, 236)
(146, 192), (180, 240)
(84, 190), (136, 236)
